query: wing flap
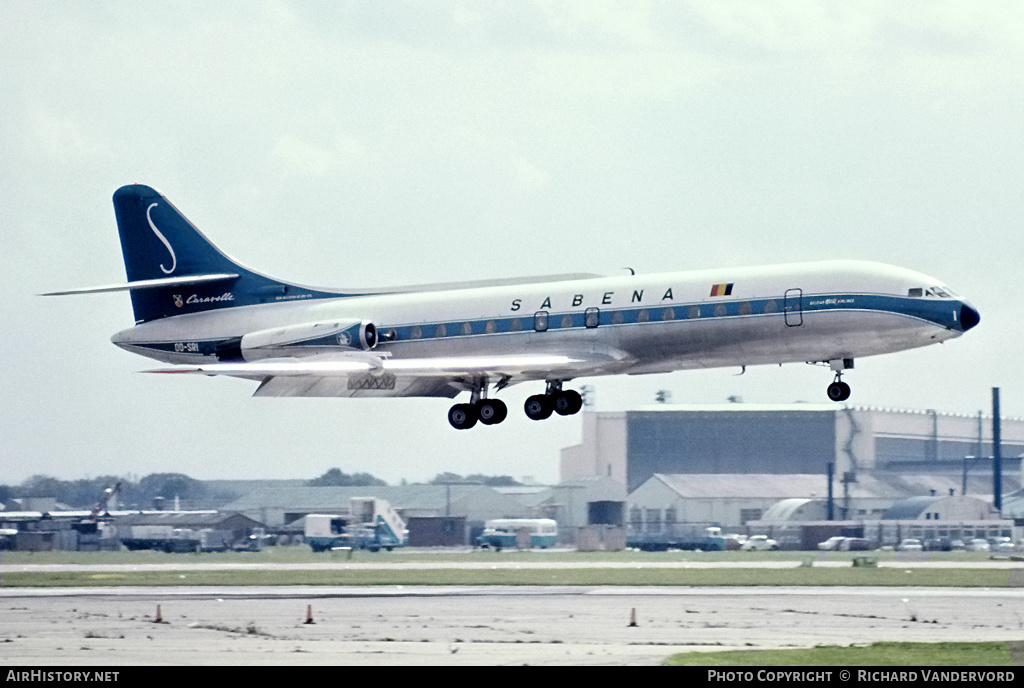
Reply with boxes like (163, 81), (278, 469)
(145, 349), (632, 398)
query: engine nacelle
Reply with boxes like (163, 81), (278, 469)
(218, 319), (377, 361)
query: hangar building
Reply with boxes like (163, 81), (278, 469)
(561, 404), (1024, 493)
(563, 404), (1023, 538)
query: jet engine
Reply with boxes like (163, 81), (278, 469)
(216, 319), (377, 361)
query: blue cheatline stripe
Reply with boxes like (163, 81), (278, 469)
(133, 292), (963, 356)
(381, 293), (961, 343)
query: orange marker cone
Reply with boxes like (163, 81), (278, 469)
(305, 604), (315, 625)
(628, 608), (638, 627)
(155, 604), (163, 624)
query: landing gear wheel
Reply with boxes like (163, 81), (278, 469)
(477, 399), (508, 425)
(553, 389), (583, 416)
(448, 403), (479, 430)
(524, 394), (553, 421)
(827, 381), (851, 402)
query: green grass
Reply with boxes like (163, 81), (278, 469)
(0, 546), (1010, 566)
(0, 564), (1016, 588)
(1, 547), (1017, 588)
(666, 641), (1022, 666)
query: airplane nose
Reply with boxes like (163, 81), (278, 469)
(960, 303), (980, 332)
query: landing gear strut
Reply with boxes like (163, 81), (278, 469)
(448, 380), (509, 430)
(448, 379), (583, 429)
(525, 381), (583, 421)
(825, 359), (853, 402)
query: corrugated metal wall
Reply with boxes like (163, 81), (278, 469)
(626, 411), (836, 490)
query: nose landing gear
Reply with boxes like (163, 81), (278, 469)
(825, 359), (853, 402)
(827, 376), (851, 402)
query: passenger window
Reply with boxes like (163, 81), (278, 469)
(534, 311), (549, 332)
(485, 320), (498, 334)
(410, 325), (423, 339)
(510, 318), (523, 332)
(688, 305), (700, 319)
(460, 322), (473, 336)
(435, 323), (447, 338)
(585, 307), (600, 328)
(636, 309), (649, 323)
(611, 310), (625, 325)
(714, 304), (727, 317)
(560, 314), (573, 328)
(738, 302), (751, 316)
(764, 300), (778, 314)
(662, 307), (675, 321)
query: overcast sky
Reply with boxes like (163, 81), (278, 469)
(2, 1), (1022, 486)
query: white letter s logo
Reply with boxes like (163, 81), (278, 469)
(146, 203), (177, 274)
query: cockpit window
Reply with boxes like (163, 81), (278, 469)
(908, 286), (956, 299)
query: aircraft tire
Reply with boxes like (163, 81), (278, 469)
(448, 403), (479, 430)
(477, 399), (508, 425)
(524, 394), (553, 421)
(553, 389), (583, 416)
(827, 381), (851, 402)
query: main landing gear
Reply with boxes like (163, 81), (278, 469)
(448, 397), (508, 430)
(447, 380), (583, 430)
(825, 359), (853, 402)
(525, 381), (583, 421)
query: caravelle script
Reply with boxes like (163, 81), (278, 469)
(186, 292), (235, 305)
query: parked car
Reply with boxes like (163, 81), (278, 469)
(989, 537), (1015, 552)
(741, 535), (779, 551)
(897, 538), (923, 552)
(966, 538), (990, 552)
(722, 534), (746, 550)
(817, 536), (846, 551)
(839, 537), (871, 551)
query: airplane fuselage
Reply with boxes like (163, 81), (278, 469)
(113, 259), (974, 388)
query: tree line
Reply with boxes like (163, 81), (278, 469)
(0, 469), (524, 509)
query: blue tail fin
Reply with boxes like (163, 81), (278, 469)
(113, 184), (341, 323)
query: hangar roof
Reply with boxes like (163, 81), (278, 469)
(1003, 488), (1024, 518)
(221, 484), (530, 518)
(114, 511), (264, 528)
(638, 473), (1017, 501)
(647, 473), (906, 500)
(761, 498), (827, 521)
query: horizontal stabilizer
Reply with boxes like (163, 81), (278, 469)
(41, 273), (239, 296)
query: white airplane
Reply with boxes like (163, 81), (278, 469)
(47, 184), (980, 429)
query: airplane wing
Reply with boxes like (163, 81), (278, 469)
(145, 348), (633, 399)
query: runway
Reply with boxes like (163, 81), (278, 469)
(3, 585), (1024, 666)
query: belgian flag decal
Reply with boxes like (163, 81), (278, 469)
(709, 283), (734, 297)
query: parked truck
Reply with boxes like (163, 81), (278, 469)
(120, 526), (233, 553)
(626, 525), (727, 552)
(305, 497), (408, 552)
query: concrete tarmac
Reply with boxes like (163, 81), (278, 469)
(3, 585), (1024, 666)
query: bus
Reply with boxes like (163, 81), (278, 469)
(476, 518), (558, 550)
